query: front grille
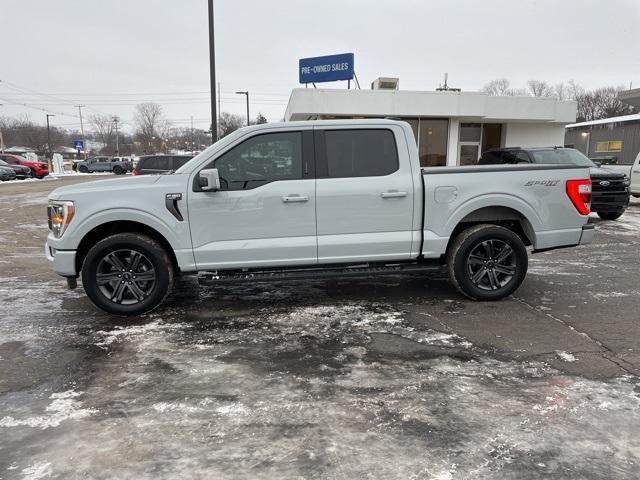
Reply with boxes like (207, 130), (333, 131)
(592, 177), (628, 194)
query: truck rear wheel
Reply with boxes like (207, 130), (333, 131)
(447, 224), (528, 301)
(81, 233), (174, 316)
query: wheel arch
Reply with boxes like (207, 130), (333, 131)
(445, 205), (536, 258)
(75, 220), (179, 275)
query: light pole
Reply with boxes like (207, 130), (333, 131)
(113, 116), (120, 156)
(235, 91), (250, 126)
(0, 103), (4, 153)
(46, 114), (56, 159)
(208, 0), (217, 143)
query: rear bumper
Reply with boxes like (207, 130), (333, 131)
(45, 242), (77, 277)
(578, 223), (595, 245)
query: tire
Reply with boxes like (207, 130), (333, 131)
(447, 224), (528, 301)
(79, 166), (89, 173)
(597, 211), (623, 221)
(113, 165), (123, 175)
(81, 233), (174, 316)
(29, 170), (36, 178)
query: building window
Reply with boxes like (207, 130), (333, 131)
(418, 119), (448, 167)
(595, 141), (623, 153)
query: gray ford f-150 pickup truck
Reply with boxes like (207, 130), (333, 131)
(46, 120), (594, 315)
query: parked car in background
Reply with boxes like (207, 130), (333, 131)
(595, 151), (640, 198)
(0, 159), (31, 179)
(0, 153), (49, 178)
(479, 147), (630, 220)
(76, 156), (132, 175)
(132, 155), (194, 175)
(0, 165), (17, 181)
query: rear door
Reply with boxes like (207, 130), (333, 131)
(314, 126), (415, 264)
(188, 128), (317, 270)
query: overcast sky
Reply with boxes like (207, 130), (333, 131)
(1, 0), (639, 133)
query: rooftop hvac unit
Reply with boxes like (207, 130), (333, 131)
(371, 77), (399, 90)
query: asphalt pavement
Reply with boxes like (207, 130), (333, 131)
(1, 176), (639, 479)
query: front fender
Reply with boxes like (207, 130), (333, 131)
(53, 207), (189, 252)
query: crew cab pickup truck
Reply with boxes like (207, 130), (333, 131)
(46, 120), (594, 315)
(76, 156), (133, 175)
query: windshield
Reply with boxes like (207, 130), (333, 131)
(174, 128), (249, 174)
(530, 149), (595, 167)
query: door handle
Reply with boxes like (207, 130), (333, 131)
(281, 195), (309, 203)
(633, 170), (640, 173)
(380, 190), (408, 198)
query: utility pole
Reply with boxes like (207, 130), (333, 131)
(46, 114), (55, 157)
(113, 116), (120, 156)
(76, 105), (86, 159)
(235, 91), (250, 126)
(208, 0), (217, 143)
(190, 115), (195, 152)
(0, 103), (4, 153)
(217, 81), (221, 139)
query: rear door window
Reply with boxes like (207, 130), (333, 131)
(323, 129), (398, 178)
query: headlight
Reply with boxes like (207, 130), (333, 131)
(47, 201), (75, 238)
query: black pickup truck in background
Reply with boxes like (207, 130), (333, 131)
(478, 147), (630, 220)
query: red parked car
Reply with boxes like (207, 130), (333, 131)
(0, 153), (49, 178)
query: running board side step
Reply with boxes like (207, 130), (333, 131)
(198, 262), (444, 285)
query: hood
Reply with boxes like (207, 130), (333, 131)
(589, 166), (626, 178)
(49, 174), (162, 201)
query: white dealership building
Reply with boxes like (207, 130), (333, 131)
(284, 79), (577, 167)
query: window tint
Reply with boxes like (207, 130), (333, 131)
(172, 156), (192, 169)
(213, 132), (302, 191)
(143, 156), (171, 171)
(324, 129), (398, 178)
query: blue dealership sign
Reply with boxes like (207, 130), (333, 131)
(299, 53), (354, 84)
(73, 139), (84, 151)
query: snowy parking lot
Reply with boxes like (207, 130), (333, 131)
(1, 178), (639, 479)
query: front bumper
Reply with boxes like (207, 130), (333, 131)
(578, 224), (595, 245)
(45, 241), (77, 277)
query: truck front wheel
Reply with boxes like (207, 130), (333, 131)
(81, 233), (174, 316)
(447, 224), (528, 301)
(597, 211), (623, 221)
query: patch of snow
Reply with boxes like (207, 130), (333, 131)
(556, 351), (577, 362)
(0, 390), (96, 430)
(20, 462), (52, 480)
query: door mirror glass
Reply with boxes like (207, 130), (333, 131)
(199, 168), (221, 191)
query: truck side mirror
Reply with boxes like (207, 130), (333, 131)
(199, 168), (221, 191)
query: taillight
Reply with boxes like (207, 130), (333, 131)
(566, 179), (591, 215)
(132, 170), (139, 176)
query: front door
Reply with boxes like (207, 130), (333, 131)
(188, 129), (317, 270)
(314, 126), (415, 264)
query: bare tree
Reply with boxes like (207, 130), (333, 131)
(254, 112), (268, 125)
(218, 112), (245, 138)
(527, 80), (555, 97)
(574, 85), (638, 122)
(482, 79), (512, 96)
(134, 102), (168, 150)
(88, 113), (116, 149)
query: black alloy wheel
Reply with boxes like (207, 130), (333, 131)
(447, 224), (528, 301)
(82, 233), (174, 315)
(95, 249), (156, 305)
(466, 239), (516, 291)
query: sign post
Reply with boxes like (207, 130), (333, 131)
(299, 53), (354, 85)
